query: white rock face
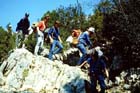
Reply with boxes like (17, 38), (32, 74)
(0, 48), (87, 93)
(0, 72), (4, 86)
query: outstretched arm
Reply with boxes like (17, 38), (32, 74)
(79, 57), (91, 67)
(58, 36), (62, 43)
(48, 28), (54, 43)
(79, 61), (88, 68)
(86, 33), (93, 48)
(104, 68), (109, 78)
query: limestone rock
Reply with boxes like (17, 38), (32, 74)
(0, 72), (5, 86)
(0, 48), (87, 93)
(123, 84), (131, 90)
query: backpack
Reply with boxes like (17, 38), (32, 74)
(71, 29), (82, 45)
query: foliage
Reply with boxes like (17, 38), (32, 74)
(88, 9), (104, 40)
(89, 10), (103, 32)
(22, 69), (29, 80)
(42, 4), (89, 50)
(15, 4), (89, 53)
(44, 4), (88, 30)
(25, 33), (36, 53)
(0, 26), (15, 62)
(102, 0), (140, 68)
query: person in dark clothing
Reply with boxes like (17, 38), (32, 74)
(80, 51), (109, 93)
(16, 13), (30, 48)
(48, 20), (63, 60)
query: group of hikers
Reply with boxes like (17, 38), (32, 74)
(15, 13), (109, 93)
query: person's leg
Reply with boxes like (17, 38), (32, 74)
(98, 75), (106, 93)
(48, 40), (57, 60)
(34, 31), (42, 55)
(90, 74), (97, 93)
(22, 34), (28, 48)
(20, 31), (24, 47)
(16, 30), (22, 48)
(39, 31), (44, 53)
(77, 43), (87, 65)
(53, 40), (63, 54)
(16, 32), (19, 48)
(40, 31), (44, 49)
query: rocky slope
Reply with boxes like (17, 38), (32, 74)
(106, 68), (140, 93)
(0, 48), (87, 93)
(0, 48), (140, 93)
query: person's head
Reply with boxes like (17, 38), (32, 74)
(88, 27), (95, 36)
(43, 14), (50, 21)
(8, 24), (12, 28)
(25, 13), (29, 18)
(95, 46), (103, 57)
(32, 22), (38, 28)
(92, 50), (99, 61)
(54, 20), (60, 28)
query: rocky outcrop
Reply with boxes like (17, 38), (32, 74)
(41, 48), (80, 66)
(0, 48), (139, 93)
(0, 48), (87, 93)
(107, 68), (140, 93)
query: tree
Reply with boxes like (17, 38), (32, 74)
(42, 5), (88, 50)
(87, 0), (112, 41)
(0, 26), (15, 62)
(88, 9), (103, 40)
(102, 0), (140, 68)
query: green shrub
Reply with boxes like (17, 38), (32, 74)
(25, 33), (36, 53)
(0, 27), (15, 62)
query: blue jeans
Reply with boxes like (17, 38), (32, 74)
(77, 43), (87, 65)
(34, 30), (44, 55)
(90, 74), (106, 93)
(16, 30), (28, 48)
(48, 40), (63, 60)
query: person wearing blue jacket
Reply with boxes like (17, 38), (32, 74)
(77, 27), (95, 65)
(48, 21), (63, 60)
(80, 51), (109, 93)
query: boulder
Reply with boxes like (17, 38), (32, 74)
(0, 72), (5, 86)
(0, 48), (87, 93)
(123, 84), (131, 90)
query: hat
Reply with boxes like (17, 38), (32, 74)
(88, 27), (95, 33)
(32, 22), (38, 28)
(95, 46), (103, 57)
(9, 24), (12, 28)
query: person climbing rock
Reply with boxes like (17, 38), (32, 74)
(34, 14), (50, 55)
(77, 27), (95, 65)
(48, 20), (63, 60)
(80, 50), (109, 93)
(16, 13), (30, 48)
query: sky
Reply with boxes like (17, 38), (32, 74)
(0, 0), (100, 31)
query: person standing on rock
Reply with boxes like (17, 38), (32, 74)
(34, 14), (50, 55)
(48, 20), (63, 60)
(80, 50), (109, 93)
(16, 13), (30, 48)
(77, 27), (95, 65)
